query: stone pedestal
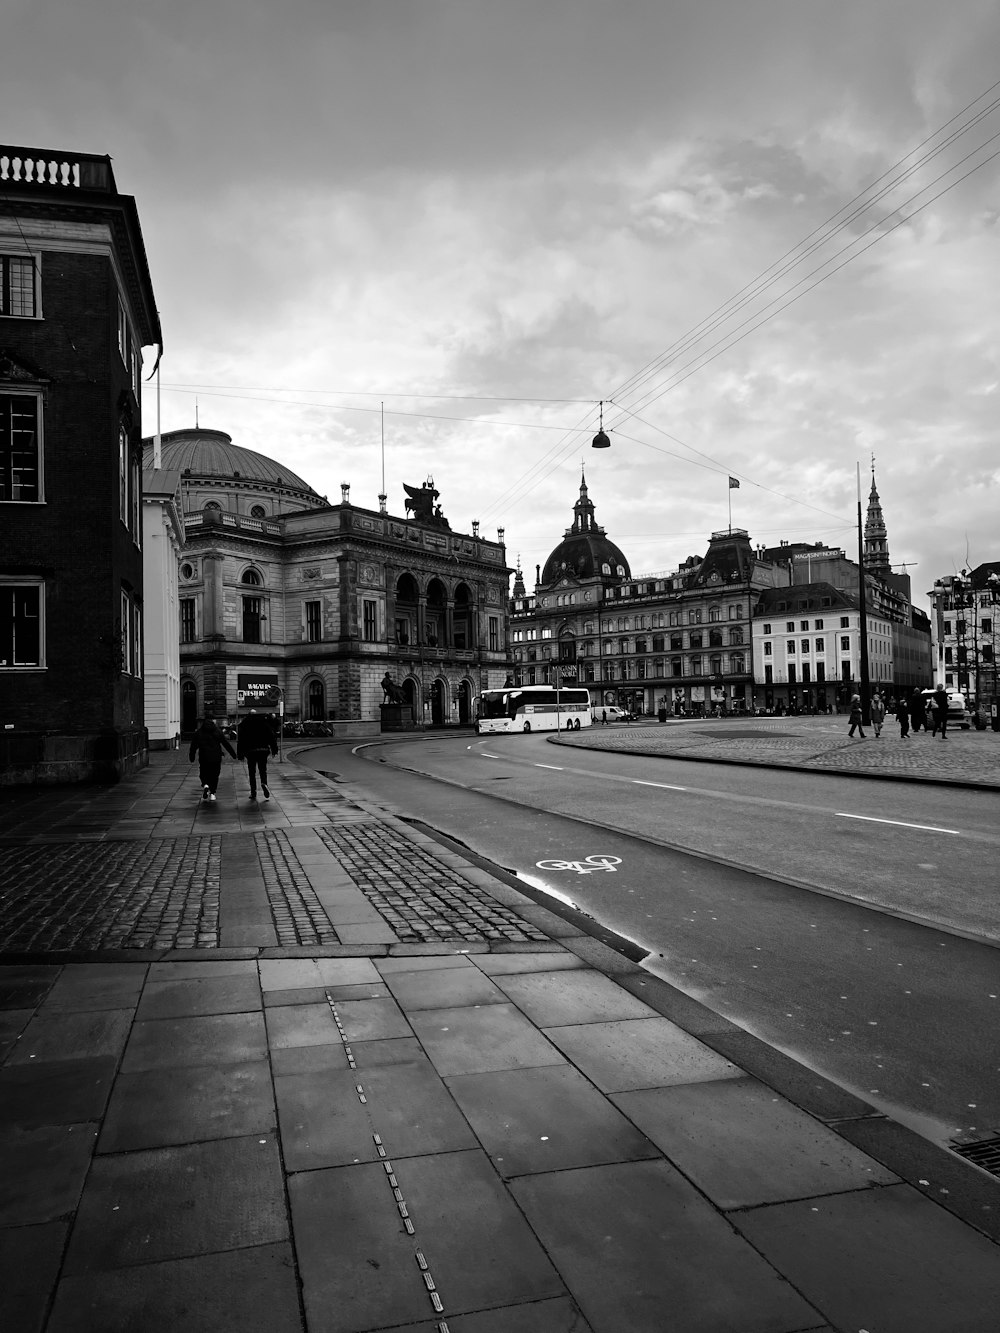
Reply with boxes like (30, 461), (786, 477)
(380, 704), (417, 731)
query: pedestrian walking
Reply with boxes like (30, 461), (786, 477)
(870, 691), (885, 738)
(237, 708), (278, 801)
(931, 683), (950, 740)
(601, 709), (608, 726)
(910, 687), (926, 734)
(895, 697), (910, 738)
(847, 694), (866, 739)
(189, 716), (236, 802)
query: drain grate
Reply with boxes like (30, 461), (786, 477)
(952, 1136), (1000, 1177)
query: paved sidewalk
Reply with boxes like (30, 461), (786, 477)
(2, 751), (999, 1332)
(554, 713), (1000, 788)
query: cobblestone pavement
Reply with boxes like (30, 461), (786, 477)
(316, 823), (550, 945)
(0, 751), (550, 955)
(554, 715), (1000, 787)
(0, 837), (221, 952)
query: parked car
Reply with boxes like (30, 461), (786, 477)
(921, 689), (971, 730)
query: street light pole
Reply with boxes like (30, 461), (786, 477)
(856, 465), (872, 726)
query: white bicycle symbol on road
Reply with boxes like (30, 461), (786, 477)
(535, 855), (622, 875)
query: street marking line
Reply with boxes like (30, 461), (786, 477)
(535, 764), (564, 770)
(634, 780), (688, 791)
(836, 813), (961, 835)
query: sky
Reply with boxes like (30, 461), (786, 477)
(4, 0), (1000, 608)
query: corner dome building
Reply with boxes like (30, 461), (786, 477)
(143, 428), (512, 733)
(540, 473), (630, 585)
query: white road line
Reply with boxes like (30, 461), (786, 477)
(634, 780), (688, 791)
(836, 813), (961, 835)
(535, 764), (564, 771)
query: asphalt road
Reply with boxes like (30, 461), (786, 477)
(300, 735), (1000, 1149)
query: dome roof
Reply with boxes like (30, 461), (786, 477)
(143, 428), (321, 498)
(540, 473), (631, 585)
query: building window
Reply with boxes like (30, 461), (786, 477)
(815, 639), (824, 653)
(801, 639), (809, 654)
(840, 617), (850, 629)
(243, 597), (263, 643)
(763, 623), (771, 634)
(787, 640), (795, 653)
(944, 647), (953, 665)
(709, 608), (721, 622)
(729, 627), (743, 645)
(802, 663), (811, 684)
(488, 616), (499, 652)
(816, 662), (825, 682)
(671, 658), (682, 676)
(689, 633), (703, 649)
(306, 600), (322, 642)
(841, 660), (852, 682)
(250, 504), (267, 519)
(362, 599), (377, 641)
(800, 620), (808, 631)
(241, 567), (263, 587)
(1, 255), (38, 317)
(180, 598), (196, 644)
(204, 500), (222, 513)
(117, 296), (128, 364)
(730, 653), (745, 674)
(840, 635), (850, 651)
(131, 452), (141, 544)
(814, 619), (824, 630)
(764, 664), (773, 684)
(709, 629), (723, 647)
(690, 655), (702, 675)
(764, 642), (772, 656)
(710, 654), (722, 675)
(118, 425), (128, 522)
(1, 393), (40, 502)
(1, 581), (42, 666)
(690, 609), (702, 624)
(635, 637), (647, 653)
(786, 621), (795, 632)
(788, 664), (796, 684)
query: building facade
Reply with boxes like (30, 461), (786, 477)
(510, 476), (791, 715)
(928, 562), (1000, 705)
(141, 465), (185, 749)
(146, 429), (512, 733)
(0, 146), (160, 783)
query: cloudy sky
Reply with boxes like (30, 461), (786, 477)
(5, 1), (1000, 605)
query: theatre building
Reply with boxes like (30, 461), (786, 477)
(146, 428), (512, 733)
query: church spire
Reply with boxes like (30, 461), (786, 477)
(863, 464), (890, 575)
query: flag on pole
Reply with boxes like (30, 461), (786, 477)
(728, 476), (740, 489)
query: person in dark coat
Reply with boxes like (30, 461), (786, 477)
(189, 717), (236, 802)
(909, 687), (926, 733)
(238, 708), (278, 801)
(847, 694), (866, 739)
(931, 683), (950, 740)
(895, 696), (910, 738)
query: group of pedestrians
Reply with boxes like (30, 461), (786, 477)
(188, 708), (279, 803)
(847, 686), (951, 741)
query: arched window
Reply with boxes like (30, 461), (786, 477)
(709, 629), (723, 647)
(250, 504), (267, 519)
(241, 568), (263, 587)
(729, 626), (744, 645)
(710, 654), (723, 675)
(730, 653), (745, 674)
(203, 500), (221, 512)
(307, 678), (325, 720)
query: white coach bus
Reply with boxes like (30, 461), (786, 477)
(474, 685), (593, 734)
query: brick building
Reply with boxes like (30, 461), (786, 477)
(0, 147), (160, 783)
(146, 428), (512, 733)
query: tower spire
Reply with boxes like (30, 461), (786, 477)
(863, 465), (890, 575)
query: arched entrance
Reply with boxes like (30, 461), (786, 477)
(181, 680), (197, 732)
(430, 679), (446, 726)
(457, 680), (472, 725)
(306, 678), (325, 720)
(402, 677), (418, 721)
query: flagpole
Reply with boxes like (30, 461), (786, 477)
(728, 478), (732, 534)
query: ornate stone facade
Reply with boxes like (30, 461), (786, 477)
(145, 430), (512, 734)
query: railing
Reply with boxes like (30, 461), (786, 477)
(184, 512), (281, 535)
(0, 147), (115, 193)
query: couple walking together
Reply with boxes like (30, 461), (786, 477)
(189, 708), (278, 803)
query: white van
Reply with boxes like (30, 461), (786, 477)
(921, 689), (971, 730)
(591, 705), (627, 724)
